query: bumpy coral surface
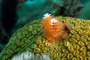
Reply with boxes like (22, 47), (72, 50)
(0, 16), (90, 60)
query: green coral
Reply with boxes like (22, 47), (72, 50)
(0, 16), (90, 60)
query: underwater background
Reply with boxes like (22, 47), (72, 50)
(0, 0), (90, 56)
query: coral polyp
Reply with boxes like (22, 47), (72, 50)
(42, 13), (71, 42)
(0, 16), (90, 60)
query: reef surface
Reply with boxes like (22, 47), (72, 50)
(0, 16), (90, 60)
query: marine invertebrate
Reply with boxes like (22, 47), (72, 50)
(42, 13), (71, 42)
(11, 51), (51, 60)
(49, 0), (83, 17)
(0, 16), (90, 60)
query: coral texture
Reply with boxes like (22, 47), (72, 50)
(0, 16), (90, 60)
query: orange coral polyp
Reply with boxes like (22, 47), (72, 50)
(42, 15), (71, 42)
